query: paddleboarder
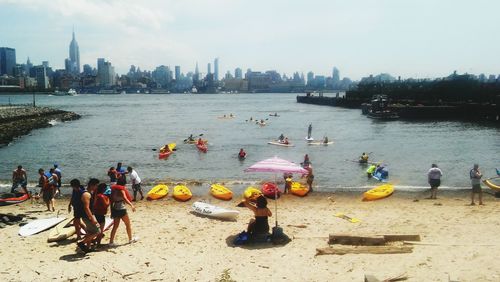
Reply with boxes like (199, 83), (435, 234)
(307, 123), (312, 139)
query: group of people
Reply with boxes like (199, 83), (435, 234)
(68, 177), (138, 253)
(427, 163), (487, 205)
(107, 163), (144, 202)
(278, 133), (290, 144)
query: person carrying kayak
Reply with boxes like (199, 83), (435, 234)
(238, 148), (246, 159)
(359, 152), (369, 163)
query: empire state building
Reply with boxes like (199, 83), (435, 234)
(67, 30), (80, 74)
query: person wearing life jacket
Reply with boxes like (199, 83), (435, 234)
(68, 178), (85, 240)
(109, 177), (138, 247)
(116, 162), (127, 184)
(197, 138), (204, 146)
(93, 183), (111, 245)
(278, 133), (285, 142)
(359, 153), (369, 164)
(283, 137), (289, 145)
(238, 148), (246, 159)
(160, 144), (171, 154)
(38, 168), (55, 212)
(366, 164), (377, 178)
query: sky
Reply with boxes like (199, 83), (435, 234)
(1, 0), (499, 80)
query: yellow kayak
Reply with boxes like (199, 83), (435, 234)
(483, 179), (500, 192)
(147, 184), (169, 200)
(363, 184), (394, 201)
(243, 186), (262, 200)
(210, 184), (233, 201)
(290, 182), (309, 197)
(173, 185), (192, 202)
(160, 143), (176, 153)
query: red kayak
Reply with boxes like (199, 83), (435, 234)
(0, 192), (29, 206)
(158, 151), (173, 159)
(261, 182), (281, 199)
(196, 143), (208, 153)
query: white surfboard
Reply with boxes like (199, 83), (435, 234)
(192, 202), (239, 220)
(19, 217), (66, 237)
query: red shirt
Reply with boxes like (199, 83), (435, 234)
(93, 193), (110, 215)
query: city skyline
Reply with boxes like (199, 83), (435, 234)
(1, 0), (500, 80)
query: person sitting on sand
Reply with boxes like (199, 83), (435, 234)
(109, 178), (138, 247)
(11, 165), (29, 195)
(241, 195), (272, 237)
(427, 164), (443, 199)
(68, 179), (85, 240)
(238, 148), (246, 159)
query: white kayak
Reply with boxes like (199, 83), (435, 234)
(268, 141), (295, 147)
(192, 201), (239, 220)
(19, 217), (66, 237)
(307, 141), (333, 146)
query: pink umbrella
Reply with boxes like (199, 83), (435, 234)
(244, 156), (308, 236)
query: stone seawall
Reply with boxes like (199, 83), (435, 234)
(0, 106), (81, 147)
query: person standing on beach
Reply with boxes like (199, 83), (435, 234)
(127, 166), (144, 201)
(107, 167), (118, 185)
(116, 162), (127, 184)
(306, 166), (314, 193)
(470, 164), (484, 205)
(38, 169), (55, 211)
(109, 178), (138, 246)
(53, 164), (62, 197)
(427, 164), (443, 199)
(77, 178), (101, 253)
(68, 179), (85, 240)
(93, 183), (110, 245)
(11, 165), (29, 195)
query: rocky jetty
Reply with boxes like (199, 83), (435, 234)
(0, 106), (81, 147)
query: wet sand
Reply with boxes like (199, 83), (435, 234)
(0, 189), (499, 281)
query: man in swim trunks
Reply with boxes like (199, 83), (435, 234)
(77, 178), (101, 253)
(38, 168), (55, 211)
(11, 165), (29, 195)
(427, 164), (443, 199)
(127, 166), (144, 201)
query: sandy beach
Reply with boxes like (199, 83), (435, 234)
(1, 189), (499, 282)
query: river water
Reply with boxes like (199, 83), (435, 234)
(0, 93), (498, 193)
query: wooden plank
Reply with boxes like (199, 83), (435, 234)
(383, 235), (421, 242)
(316, 245), (413, 255)
(329, 234), (386, 246)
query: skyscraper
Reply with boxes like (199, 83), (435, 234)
(332, 67), (340, 84)
(234, 68), (242, 79)
(207, 63), (211, 75)
(175, 66), (181, 80)
(0, 47), (16, 76)
(97, 58), (115, 87)
(214, 58), (219, 81)
(68, 29), (80, 74)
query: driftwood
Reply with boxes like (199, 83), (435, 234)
(382, 235), (420, 242)
(329, 235), (386, 246)
(316, 245), (413, 256)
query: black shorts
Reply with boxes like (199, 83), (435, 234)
(111, 208), (127, 218)
(132, 184), (141, 192)
(42, 190), (54, 202)
(429, 179), (441, 188)
(472, 184), (482, 193)
(95, 214), (106, 225)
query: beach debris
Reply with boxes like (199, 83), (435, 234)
(334, 213), (360, 223)
(364, 273), (408, 282)
(382, 235), (421, 242)
(316, 245), (413, 255)
(329, 235), (385, 246)
(215, 269), (236, 282)
(287, 224), (307, 228)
